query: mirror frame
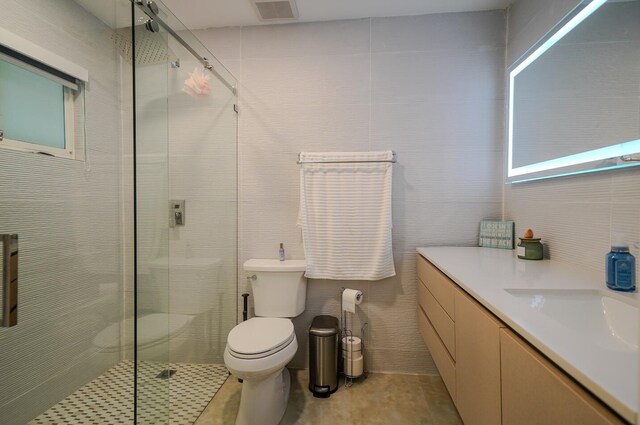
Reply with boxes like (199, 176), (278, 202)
(506, 0), (640, 183)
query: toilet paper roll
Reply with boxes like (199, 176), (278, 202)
(344, 355), (364, 377)
(342, 289), (363, 313)
(342, 336), (362, 353)
(343, 349), (362, 360)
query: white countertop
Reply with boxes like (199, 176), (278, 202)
(417, 246), (638, 423)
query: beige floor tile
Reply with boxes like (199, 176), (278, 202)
(194, 377), (242, 425)
(195, 370), (460, 425)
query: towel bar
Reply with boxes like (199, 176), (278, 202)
(297, 151), (396, 164)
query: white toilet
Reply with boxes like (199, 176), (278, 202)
(224, 259), (307, 425)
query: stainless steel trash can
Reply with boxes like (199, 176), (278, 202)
(308, 315), (339, 397)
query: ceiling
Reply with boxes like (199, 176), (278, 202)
(161, 0), (512, 29)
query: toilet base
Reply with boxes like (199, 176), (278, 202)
(235, 367), (291, 425)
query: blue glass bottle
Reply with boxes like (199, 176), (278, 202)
(606, 246), (636, 292)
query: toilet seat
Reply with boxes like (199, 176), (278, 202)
(227, 317), (295, 359)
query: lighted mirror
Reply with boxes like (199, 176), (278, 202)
(507, 0), (640, 183)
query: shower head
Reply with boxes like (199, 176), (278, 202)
(110, 24), (168, 65)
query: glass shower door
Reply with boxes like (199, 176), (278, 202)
(133, 0), (238, 423)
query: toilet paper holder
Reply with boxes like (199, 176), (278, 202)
(340, 287), (368, 386)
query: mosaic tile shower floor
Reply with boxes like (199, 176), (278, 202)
(30, 361), (229, 425)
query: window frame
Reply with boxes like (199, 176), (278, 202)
(0, 27), (88, 160)
(0, 82), (76, 159)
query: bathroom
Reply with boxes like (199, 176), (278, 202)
(0, 0), (638, 424)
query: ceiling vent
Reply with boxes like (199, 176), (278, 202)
(250, 0), (299, 21)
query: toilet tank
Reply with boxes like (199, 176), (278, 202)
(244, 259), (307, 318)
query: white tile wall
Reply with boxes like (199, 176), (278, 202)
(0, 1), (126, 423)
(504, 0), (640, 278)
(196, 10), (506, 374)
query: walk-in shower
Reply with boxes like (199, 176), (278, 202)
(0, 0), (237, 423)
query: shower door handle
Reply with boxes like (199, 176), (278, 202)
(1, 234), (18, 327)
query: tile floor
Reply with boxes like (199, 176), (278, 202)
(31, 361), (229, 425)
(195, 370), (462, 425)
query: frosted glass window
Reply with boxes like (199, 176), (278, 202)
(0, 57), (68, 151)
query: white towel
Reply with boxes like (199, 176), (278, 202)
(298, 151), (396, 280)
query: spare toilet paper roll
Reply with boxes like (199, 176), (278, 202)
(342, 289), (363, 313)
(344, 355), (364, 377)
(342, 336), (362, 353)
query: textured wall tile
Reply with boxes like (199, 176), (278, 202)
(241, 54), (371, 107)
(505, 199), (612, 272)
(192, 27), (242, 60)
(397, 201), (503, 250)
(372, 11), (505, 53)
(0, 1), (124, 422)
(239, 102), (370, 153)
(611, 167), (640, 205)
(372, 48), (504, 104)
(504, 171), (612, 205)
(371, 99), (504, 153)
(367, 273), (424, 353)
(393, 150), (503, 203)
(241, 19), (370, 59)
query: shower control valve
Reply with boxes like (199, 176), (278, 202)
(169, 200), (185, 228)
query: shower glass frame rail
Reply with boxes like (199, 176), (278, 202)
(132, 0), (236, 94)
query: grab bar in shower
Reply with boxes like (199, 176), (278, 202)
(1, 234), (18, 327)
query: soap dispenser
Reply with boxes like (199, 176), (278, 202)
(606, 243), (636, 292)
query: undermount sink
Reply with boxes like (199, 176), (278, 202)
(505, 289), (638, 352)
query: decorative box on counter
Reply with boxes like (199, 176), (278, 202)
(479, 220), (514, 250)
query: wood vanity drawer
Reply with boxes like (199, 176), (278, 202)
(418, 306), (456, 401)
(418, 280), (456, 359)
(500, 329), (625, 425)
(417, 254), (455, 319)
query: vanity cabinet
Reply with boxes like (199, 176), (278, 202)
(501, 329), (625, 425)
(417, 253), (629, 425)
(417, 255), (457, 399)
(455, 288), (504, 425)
(417, 255), (504, 425)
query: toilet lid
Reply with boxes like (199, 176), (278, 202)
(94, 313), (193, 350)
(227, 317), (294, 357)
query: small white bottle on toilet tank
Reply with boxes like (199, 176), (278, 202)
(279, 243), (285, 261)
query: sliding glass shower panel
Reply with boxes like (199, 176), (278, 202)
(133, 0), (238, 422)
